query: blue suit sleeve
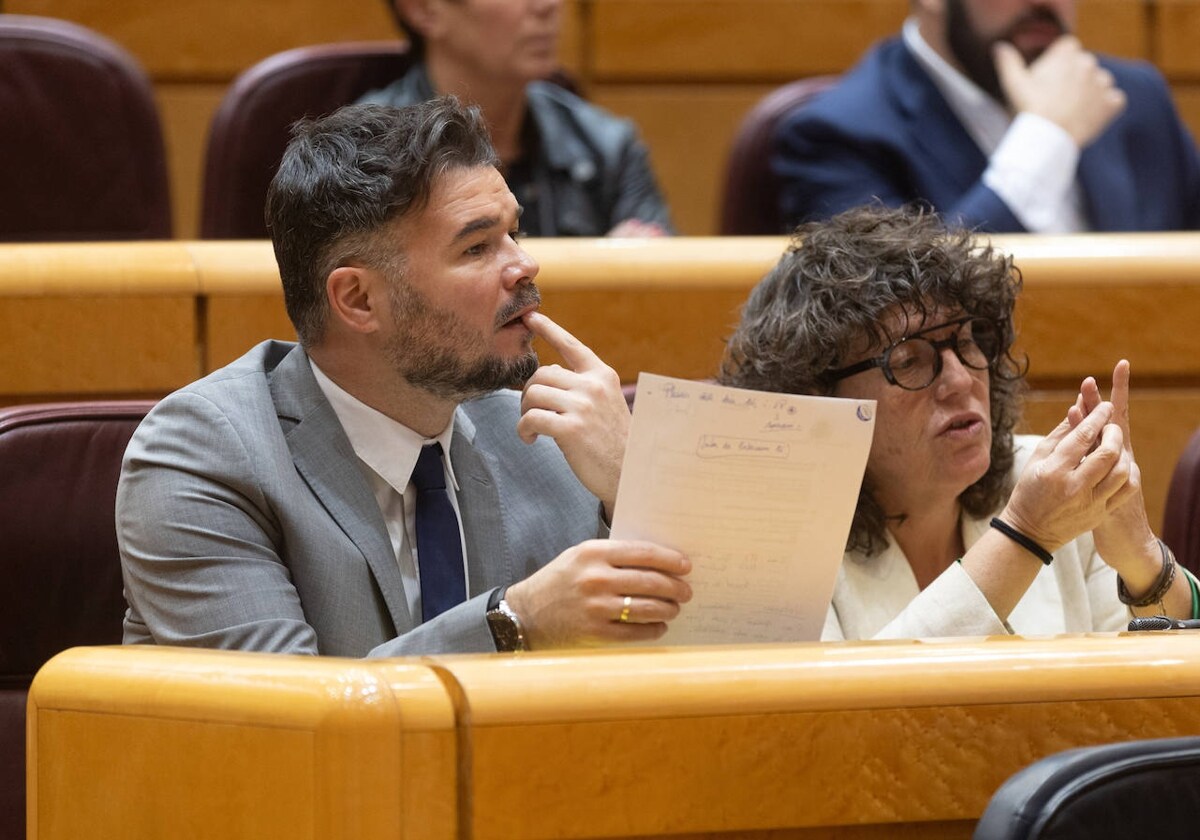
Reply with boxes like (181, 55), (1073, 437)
(772, 110), (1025, 232)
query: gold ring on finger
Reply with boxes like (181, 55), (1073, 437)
(618, 595), (632, 623)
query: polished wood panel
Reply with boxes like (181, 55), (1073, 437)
(592, 85), (775, 236)
(29, 636), (1200, 839)
(1, 235), (1196, 520)
(9, 0), (396, 81)
(5, 234), (1199, 390)
(0, 296), (196, 396)
(1170, 85), (1200, 144)
(440, 634), (1200, 839)
(28, 646), (457, 840)
(1154, 0), (1200, 80)
(995, 232), (1200, 381)
(12, 0), (1158, 82)
(1073, 0), (1152, 61)
(1022, 389), (1200, 531)
(0, 241), (195, 294)
(590, 0), (907, 82)
(0, 242), (200, 396)
(205, 295), (296, 370)
(194, 241), (298, 368)
(589, 0), (1147, 82)
(157, 84), (225, 240)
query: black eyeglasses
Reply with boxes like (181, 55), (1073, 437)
(827, 316), (1003, 391)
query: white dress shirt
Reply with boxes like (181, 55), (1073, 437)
(902, 18), (1090, 233)
(310, 360), (469, 621)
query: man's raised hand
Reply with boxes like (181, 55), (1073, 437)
(518, 311), (630, 519)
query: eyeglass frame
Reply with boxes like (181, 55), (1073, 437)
(825, 315), (1004, 391)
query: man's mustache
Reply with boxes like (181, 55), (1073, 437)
(495, 284), (542, 328)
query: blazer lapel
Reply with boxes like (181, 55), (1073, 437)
(268, 345), (413, 633)
(889, 44), (990, 198)
(450, 409), (512, 596)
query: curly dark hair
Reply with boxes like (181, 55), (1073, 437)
(719, 205), (1027, 556)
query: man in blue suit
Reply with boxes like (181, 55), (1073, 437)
(773, 0), (1200, 232)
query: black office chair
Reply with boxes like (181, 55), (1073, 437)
(974, 736), (1200, 839)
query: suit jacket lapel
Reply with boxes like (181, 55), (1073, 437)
(268, 344), (413, 633)
(889, 45), (989, 198)
(450, 409), (512, 596)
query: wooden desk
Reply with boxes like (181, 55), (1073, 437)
(28, 634), (1200, 839)
(27, 647), (456, 840)
(438, 634), (1200, 839)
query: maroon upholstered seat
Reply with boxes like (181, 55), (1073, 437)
(0, 401), (154, 840)
(718, 76), (839, 236)
(200, 41), (413, 239)
(0, 14), (171, 241)
(1163, 428), (1200, 578)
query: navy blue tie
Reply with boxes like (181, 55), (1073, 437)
(411, 443), (466, 621)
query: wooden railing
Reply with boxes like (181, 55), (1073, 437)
(2, 234), (1197, 524)
(29, 634), (1200, 839)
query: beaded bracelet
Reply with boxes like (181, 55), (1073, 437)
(989, 517), (1054, 565)
(1117, 539), (1177, 609)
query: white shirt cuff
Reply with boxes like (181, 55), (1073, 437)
(982, 112), (1080, 233)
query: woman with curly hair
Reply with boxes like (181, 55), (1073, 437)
(720, 205), (1196, 639)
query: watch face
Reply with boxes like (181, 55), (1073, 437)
(487, 607), (523, 652)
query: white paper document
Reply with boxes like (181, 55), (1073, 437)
(610, 373), (876, 645)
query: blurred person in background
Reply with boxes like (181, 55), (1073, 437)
(361, 0), (673, 237)
(773, 0), (1200, 233)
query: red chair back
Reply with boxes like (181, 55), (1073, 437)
(0, 401), (155, 840)
(200, 41), (413, 239)
(1163, 428), (1200, 578)
(718, 76), (839, 235)
(0, 14), (171, 241)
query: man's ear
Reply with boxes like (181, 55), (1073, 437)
(327, 266), (385, 335)
(913, 0), (946, 19)
(395, 0), (444, 40)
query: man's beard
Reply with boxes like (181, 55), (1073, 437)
(385, 280), (542, 403)
(945, 0), (1067, 105)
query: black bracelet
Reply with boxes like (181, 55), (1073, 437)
(1117, 539), (1177, 608)
(990, 517), (1054, 565)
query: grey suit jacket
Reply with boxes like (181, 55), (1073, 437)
(117, 341), (603, 657)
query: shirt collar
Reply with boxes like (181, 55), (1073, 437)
(308, 359), (460, 495)
(902, 17), (1012, 153)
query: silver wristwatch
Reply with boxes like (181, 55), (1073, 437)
(485, 586), (527, 652)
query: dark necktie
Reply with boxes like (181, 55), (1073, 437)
(411, 443), (466, 621)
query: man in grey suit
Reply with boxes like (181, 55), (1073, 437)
(117, 98), (692, 657)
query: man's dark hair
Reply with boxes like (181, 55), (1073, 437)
(266, 97), (498, 345)
(719, 205), (1027, 556)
